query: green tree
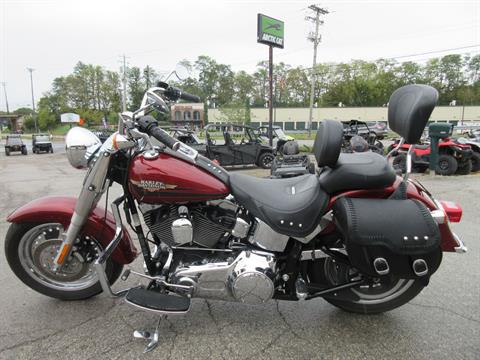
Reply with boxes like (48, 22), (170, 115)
(127, 67), (144, 111)
(14, 107), (34, 116)
(37, 108), (56, 130)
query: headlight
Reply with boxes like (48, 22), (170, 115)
(65, 127), (101, 169)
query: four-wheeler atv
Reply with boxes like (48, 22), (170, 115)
(32, 133), (53, 154)
(5, 134), (27, 156)
(391, 138), (473, 175)
(456, 130), (480, 172)
(270, 140), (315, 178)
(202, 124), (276, 169)
(341, 119), (384, 154)
(257, 125), (296, 153)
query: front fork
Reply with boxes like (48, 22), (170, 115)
(53, 150), (112, 271)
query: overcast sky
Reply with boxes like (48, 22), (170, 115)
(1, 0), (479, 110)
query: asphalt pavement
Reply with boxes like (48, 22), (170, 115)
(0, 150), (478, 360)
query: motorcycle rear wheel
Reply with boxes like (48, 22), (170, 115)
(308, 258), (425, 314)
(5, 222), (123, 300)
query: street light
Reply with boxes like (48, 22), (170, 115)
(27, 68), (38, 133)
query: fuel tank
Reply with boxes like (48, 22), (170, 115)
(128, 152), (230, 203)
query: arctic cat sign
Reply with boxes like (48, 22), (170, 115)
(257, 14), (284, 49)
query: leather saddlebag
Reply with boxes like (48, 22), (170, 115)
(333, 197), (442, 279)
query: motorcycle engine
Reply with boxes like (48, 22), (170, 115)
(170, 250), (277, 304)
(140, 199), (246, 248)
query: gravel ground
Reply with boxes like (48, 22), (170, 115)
(0, 150), (478, 360)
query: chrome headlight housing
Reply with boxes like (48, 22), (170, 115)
(65, 127), (102, 169)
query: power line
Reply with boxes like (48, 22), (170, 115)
(388, 44), (480, 61)
(296, 46), (480, 74)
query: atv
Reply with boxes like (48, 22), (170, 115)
(5, 134), (27, 156)
(257, 125), (296, 154)
(201, 124), (276, 169)
(270, 140), (315, 178)
(341, 119), (384, 154)
(390, 138), (473, 175)
(32, 133), (53, 154)
(456, 130), (480, 172)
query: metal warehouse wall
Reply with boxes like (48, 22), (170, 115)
(208, 106), (480, 125)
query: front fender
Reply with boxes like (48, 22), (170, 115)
(6, 196), (138, 264)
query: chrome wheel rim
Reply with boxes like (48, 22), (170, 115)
(324, 257), (415, 305)
(18, 223), (101, 291)
(351, 278), (414, 305)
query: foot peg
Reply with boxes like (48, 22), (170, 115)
(125, 287), (191, 314)
(133, 316), (163, 353)
(373, 258), (390, 275)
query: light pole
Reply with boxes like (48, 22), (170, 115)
(27, 68), (38, 133)
(1, 82), (9, 114)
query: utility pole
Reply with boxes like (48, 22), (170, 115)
(121, 55), (128, 112)
(27, 68), (38, 133)
(306, 4), (328, 137)
(1, 82), (9, 114)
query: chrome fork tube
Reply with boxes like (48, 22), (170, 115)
(53, 150), (112, 271)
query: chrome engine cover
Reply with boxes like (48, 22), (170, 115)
(170, 250), (276, 304)
(229, 251), (275, 303)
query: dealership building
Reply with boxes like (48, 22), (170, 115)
(172, 104), (480, 130)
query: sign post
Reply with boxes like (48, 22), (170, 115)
(257, 14), (284, 147)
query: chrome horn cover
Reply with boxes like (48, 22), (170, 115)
(65, 127), (102, 169)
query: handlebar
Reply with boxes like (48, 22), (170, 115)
(157, 81), (201, 103)
(137, 115), (179, 149)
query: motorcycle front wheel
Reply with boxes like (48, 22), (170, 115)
(5, 222), (123, 300)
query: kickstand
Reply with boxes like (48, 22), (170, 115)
(133, 315), (165, 353)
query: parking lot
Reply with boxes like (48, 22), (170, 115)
(0, 149), (479, 360)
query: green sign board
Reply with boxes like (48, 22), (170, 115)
(257, 14), (284, 48)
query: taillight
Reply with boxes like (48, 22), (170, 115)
(440, 201), (463, 223)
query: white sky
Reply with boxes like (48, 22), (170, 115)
(1, 0), (479, 110)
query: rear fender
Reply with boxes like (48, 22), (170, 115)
(6, 196), (138, 264)
(328, 176), (463, 252)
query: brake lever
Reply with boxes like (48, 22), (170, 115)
(128, 128), (154, 152)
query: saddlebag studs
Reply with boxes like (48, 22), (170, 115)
(373, 258), (390, 275)
(412, 259), (429, 277)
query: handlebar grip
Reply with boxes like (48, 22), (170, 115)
(163, 85), (201, 103)
(137, 115), (179, 149)
(150, 127), (178, 149)
(178, 91), (201, 103)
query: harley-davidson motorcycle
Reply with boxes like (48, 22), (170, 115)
(5, 83), (466, 352)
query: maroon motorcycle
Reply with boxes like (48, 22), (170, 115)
(5, 83), (466, 352)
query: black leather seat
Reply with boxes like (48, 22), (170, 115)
(319, 152), (396, 194)
(312, 120), (396, 194)
(229, 173), (329, 238)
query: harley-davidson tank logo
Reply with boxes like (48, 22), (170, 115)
(130, 179), (178, 192)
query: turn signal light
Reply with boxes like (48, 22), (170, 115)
(440, 201), (462, 223)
